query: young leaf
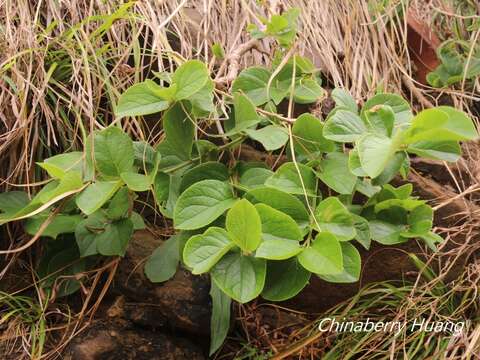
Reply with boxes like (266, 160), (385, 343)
(364, 105), (394, 137)
(163, 103), (195, 160)
(317, 152), (357, 195)
(323, 109), (368, 142)
(116, 80), (170, 118)
(226, 199), (262, 252)
(183, 227), (235, 274)
(38, 152), (83, 179)
(120, 172), (151, 192)
(319, 242), (361, 283)
(94, 127), (134, 178)
(331, 88), (358, 113)
(254, 203), (302, 260)
(357, 133), (395, 178)
(209, 281), (231, 356)
(262, 258), (311, 301)
(171, 60), (210, 100)
(292, 113), (336, 156)
(297, 232), (343, 275)
(265, 162), (316, 196)
(174, 180), (236, 230)
(314, 197), (356, 241)
(211, 253), (266, 303)
(76, 181), (122, 215)
(348, 149), (368, 177)
(245, 125), (289, 151)
(145, 233), (185, 283)
(361, 93), (412, 127)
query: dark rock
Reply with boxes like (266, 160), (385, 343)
(63, 319), (205, 360)
(113, 231), (211, 336)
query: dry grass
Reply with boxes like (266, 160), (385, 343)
(0, 0), (479, 359)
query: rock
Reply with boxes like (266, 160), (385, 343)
(113, 231), (211, 335)
(63, 319), (205, 360)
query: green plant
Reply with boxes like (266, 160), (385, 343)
(0, 9), (478, 357)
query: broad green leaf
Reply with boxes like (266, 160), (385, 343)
(189, 80), (215, 116)
(75, 211), (108, 257)
(407, 141), (461, 162)
(265, 162), (316, 196)
(153, 172), (170, 203)
(38, 152), (83, 179)
(116, 80), (170, 118)
(163, 172), (182, 219)
(107, 186), (129, 220)
(145, 233), (184, 282)
(179, 162), (229, 193)
(314, 197), (356, 241)
(348, 149), (368, 177)
(317, 152), (357, 195)
(362, 93), (412, 127)
(239, 168), (273, 190)
(133, 141), (158, 173)
(25, 214), (83, 239)
(120, 172), (151, 191)
(245, 125), (288, 151)
(293, 78), (325, 104)
(420, 231), (443, 251)
(171, 60), (209, 100)
(245, 187), (309, 228)
(352, 214), (371, 249)
(298, 232), (343, 275)
(355, 179), (381, 198)
(163, 103), (195, 160)
(211, 253), (266, 303)
(262, 258), (311, 301)
(320, 242), (361, 283)
(232, 67), (271, 106)
(226, 199), (262, 252)
(364, 105), (394, 137)
(232, 92), (260, 131)
(0, 191), (29, 214)
(331, 88), (357, 113)
(369, 220), (407, 245)
(323, 109), (367, 142)
(76, 181), (122, 215)
(405, 204), (433, 236)
(183, 227), (234, 274)
(131, 212), (146, 230)
(36, 171), (84, 205)
(292, 113), (336, 156)
(372, 151), (408, 186)
(94, 127), (134, 178)
(96, 218), (133, 256)
(254, 204), (302, 260)
(357, 133), (395, 178)
(174, 180), (236, 230)
(209, 281), (231, 356)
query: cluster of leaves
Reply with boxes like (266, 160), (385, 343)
(427, 40), (480, 88)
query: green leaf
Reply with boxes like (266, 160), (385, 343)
(25, 214), (83, 239)
(292, 113), (336, 157)
(96, 218), (134, 256)
(405, 204), (433, 236)
(369, 220), (407, 245)
(232, 67), (271, 106)
(226, 199), (262, 252)
(0, 191), (29, 215)
(372, 151), (408, 186)
(323, 109), (368, 142)
(419, 231), (443, 251)
(254, 204), (302, 260)
(317, 152), (357, 194)
(120, 172), (151, 191)
(245, 187), (309, 228)
(239, 168), (273, 190)
(174, 180), (236, 230)
(211, 253), (266, 303)
(180, 162), (229, 193)
(232, 92), (260, 131)
(265, 162), (316, 196)
(348, 149), (368, 177)
(364, 104), (394, 137)
(163, 103), (195, 160)
(75, 211), (107, 257)
(209, 281), (231, 356)
(116, 80), (170, 118)
(293, 78), (325, 104)
(314, 197), (356, 241)
(94, 127), (134, 178)
(76, 181), (122, 215)
(183, 227), (234, 274)
(331, 88), (357, 113)
(407, 141), (461, 162)
(211, 43), (225, 59)
(357, 133), (395, 178)
(352, 214), (371, 249)
(145, 234), (184, 283)
(107, 187), (130, 220)
(319, 242), (361, 283)
(171, 60), (209, 100)
(262, 258), (311, 301)
(245, 125), (289, 151)
(361, 93), (412, 127)
(298, 232), (343, 275)
(38, 152), (83, 179)
(153, 172), (170, 203)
